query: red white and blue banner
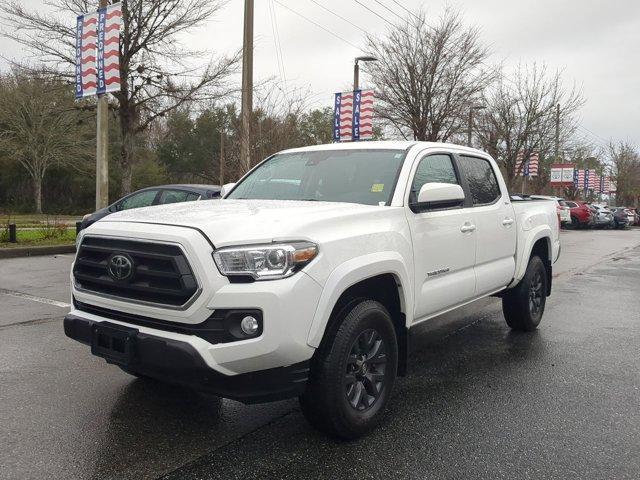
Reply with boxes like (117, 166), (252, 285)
(333, 89), (374, 142)
(515, 152), (539, 177)
(75, 3), (121, 99)
(75, 12), (98, 98)
(573, 170), (613, 193)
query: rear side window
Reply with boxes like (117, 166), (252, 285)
(565, 201), (577, 208)
(458, 156), (501, 205)
(158, 190), (201, 205)
(410, 154), (459, 202)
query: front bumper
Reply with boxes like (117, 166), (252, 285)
(64, 314), (310, 403)
(72, 222), (321, 377)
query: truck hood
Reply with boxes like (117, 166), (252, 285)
(99, 199), (385, 247)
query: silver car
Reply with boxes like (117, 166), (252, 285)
(590, 204), (614, 228)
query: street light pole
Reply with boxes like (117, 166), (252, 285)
(95, 0), (109, 209)
(353, 56), (378, 92)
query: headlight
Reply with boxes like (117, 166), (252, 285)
(213, 242), (318, 280)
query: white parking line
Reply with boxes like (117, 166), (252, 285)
(0, 288), (70, 309)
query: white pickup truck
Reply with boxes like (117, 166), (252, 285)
(65, 141), (560, 438)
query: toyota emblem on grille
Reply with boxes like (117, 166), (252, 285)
(108, 254), (134, 281)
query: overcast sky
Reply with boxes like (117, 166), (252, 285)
(2, 0), (639, 148)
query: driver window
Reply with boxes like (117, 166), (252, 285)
(410, 154), (459, 203)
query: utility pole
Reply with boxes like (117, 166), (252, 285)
(555, 103), (561, 161)
(219, 130), (225, 186)
(240, 0), (254, 173)
(95, 0), (109, 209)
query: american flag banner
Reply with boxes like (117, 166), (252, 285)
(583, 169), (590, 190)
(333, 89), (374, 142)
(75, 3), (121, 99)
(515, 152), (539, 177)
(75, 12), (98, 98)
(334, 92), (353, 142)
(599, 175), (612, 194)
(575, 169), (585, 189)
(97, 3), (122, 95)
(587, 170), (598, 190)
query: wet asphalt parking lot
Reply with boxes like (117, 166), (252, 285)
(1, 228), (640, 480)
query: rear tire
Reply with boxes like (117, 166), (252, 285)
(502, 255), (547, 331)
(300, 300), (398, 439)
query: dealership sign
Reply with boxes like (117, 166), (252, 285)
(550, 163), (575, 186)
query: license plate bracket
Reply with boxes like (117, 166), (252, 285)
(91, 322), (138, 366)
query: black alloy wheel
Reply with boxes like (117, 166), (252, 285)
(299, 299), (398, 439)
(528, 269), (544, 318)
(344, 329), (387, 411)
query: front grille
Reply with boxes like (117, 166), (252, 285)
(73, 236), (199, 307)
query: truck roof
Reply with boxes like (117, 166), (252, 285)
(280, 141), (490, 157)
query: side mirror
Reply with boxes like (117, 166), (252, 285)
(412, 183), (465, 211)
(220, 183), (237, 198)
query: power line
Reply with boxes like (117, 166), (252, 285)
(273, 0), (361, 50)
(388, 0), (420, 21)
(269, 0), (287, 89)
(352, 0), (397, 29)
(577, 124), (610, 146)
(308, 0), (368, 35)
(373, 0), (405, 24)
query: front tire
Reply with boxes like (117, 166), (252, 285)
(502, 255), (548, 331)
(300, 300), (398, 439)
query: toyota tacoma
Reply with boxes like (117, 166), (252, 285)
(65, 142), (560, 438)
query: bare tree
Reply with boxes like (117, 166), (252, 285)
(476, 64), (584, 191)
(609, 141), (640, 207)
(0, 70), (93, 213)
(1, 0), (239, 195)
(364, 8), (494, 141)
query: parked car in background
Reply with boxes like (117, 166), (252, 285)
(630, 208), (640, 226)
(610, 208), (629, 229)
(79, 184), (221, 231)
(590, 204), (614, 228)
(530, 195), (571, 226)
(611, 207), (633, 229)
(563, 200), (593, 228)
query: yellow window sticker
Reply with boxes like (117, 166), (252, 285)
(371, 183), (384, 193)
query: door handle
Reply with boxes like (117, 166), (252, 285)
(460, 224), (476, 233)
(502, 218), (514, 226)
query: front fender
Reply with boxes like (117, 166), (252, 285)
(306, 252), (413, 348)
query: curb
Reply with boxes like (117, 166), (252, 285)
(0, 245), (76, 259)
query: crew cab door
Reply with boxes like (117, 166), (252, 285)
(456, 154), (517, 295)
(406, 152), (477, 322)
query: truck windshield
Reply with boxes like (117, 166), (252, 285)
(227, 149), (406, 205)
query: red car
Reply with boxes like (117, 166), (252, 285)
(563, 200), (593, 228)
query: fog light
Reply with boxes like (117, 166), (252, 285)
(240, 315), (259, 335)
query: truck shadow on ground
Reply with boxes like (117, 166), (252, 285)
(156, 307), (550, 479)
(94, 298), (549, 480)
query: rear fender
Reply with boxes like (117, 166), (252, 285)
(508, 226), (552, 288)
